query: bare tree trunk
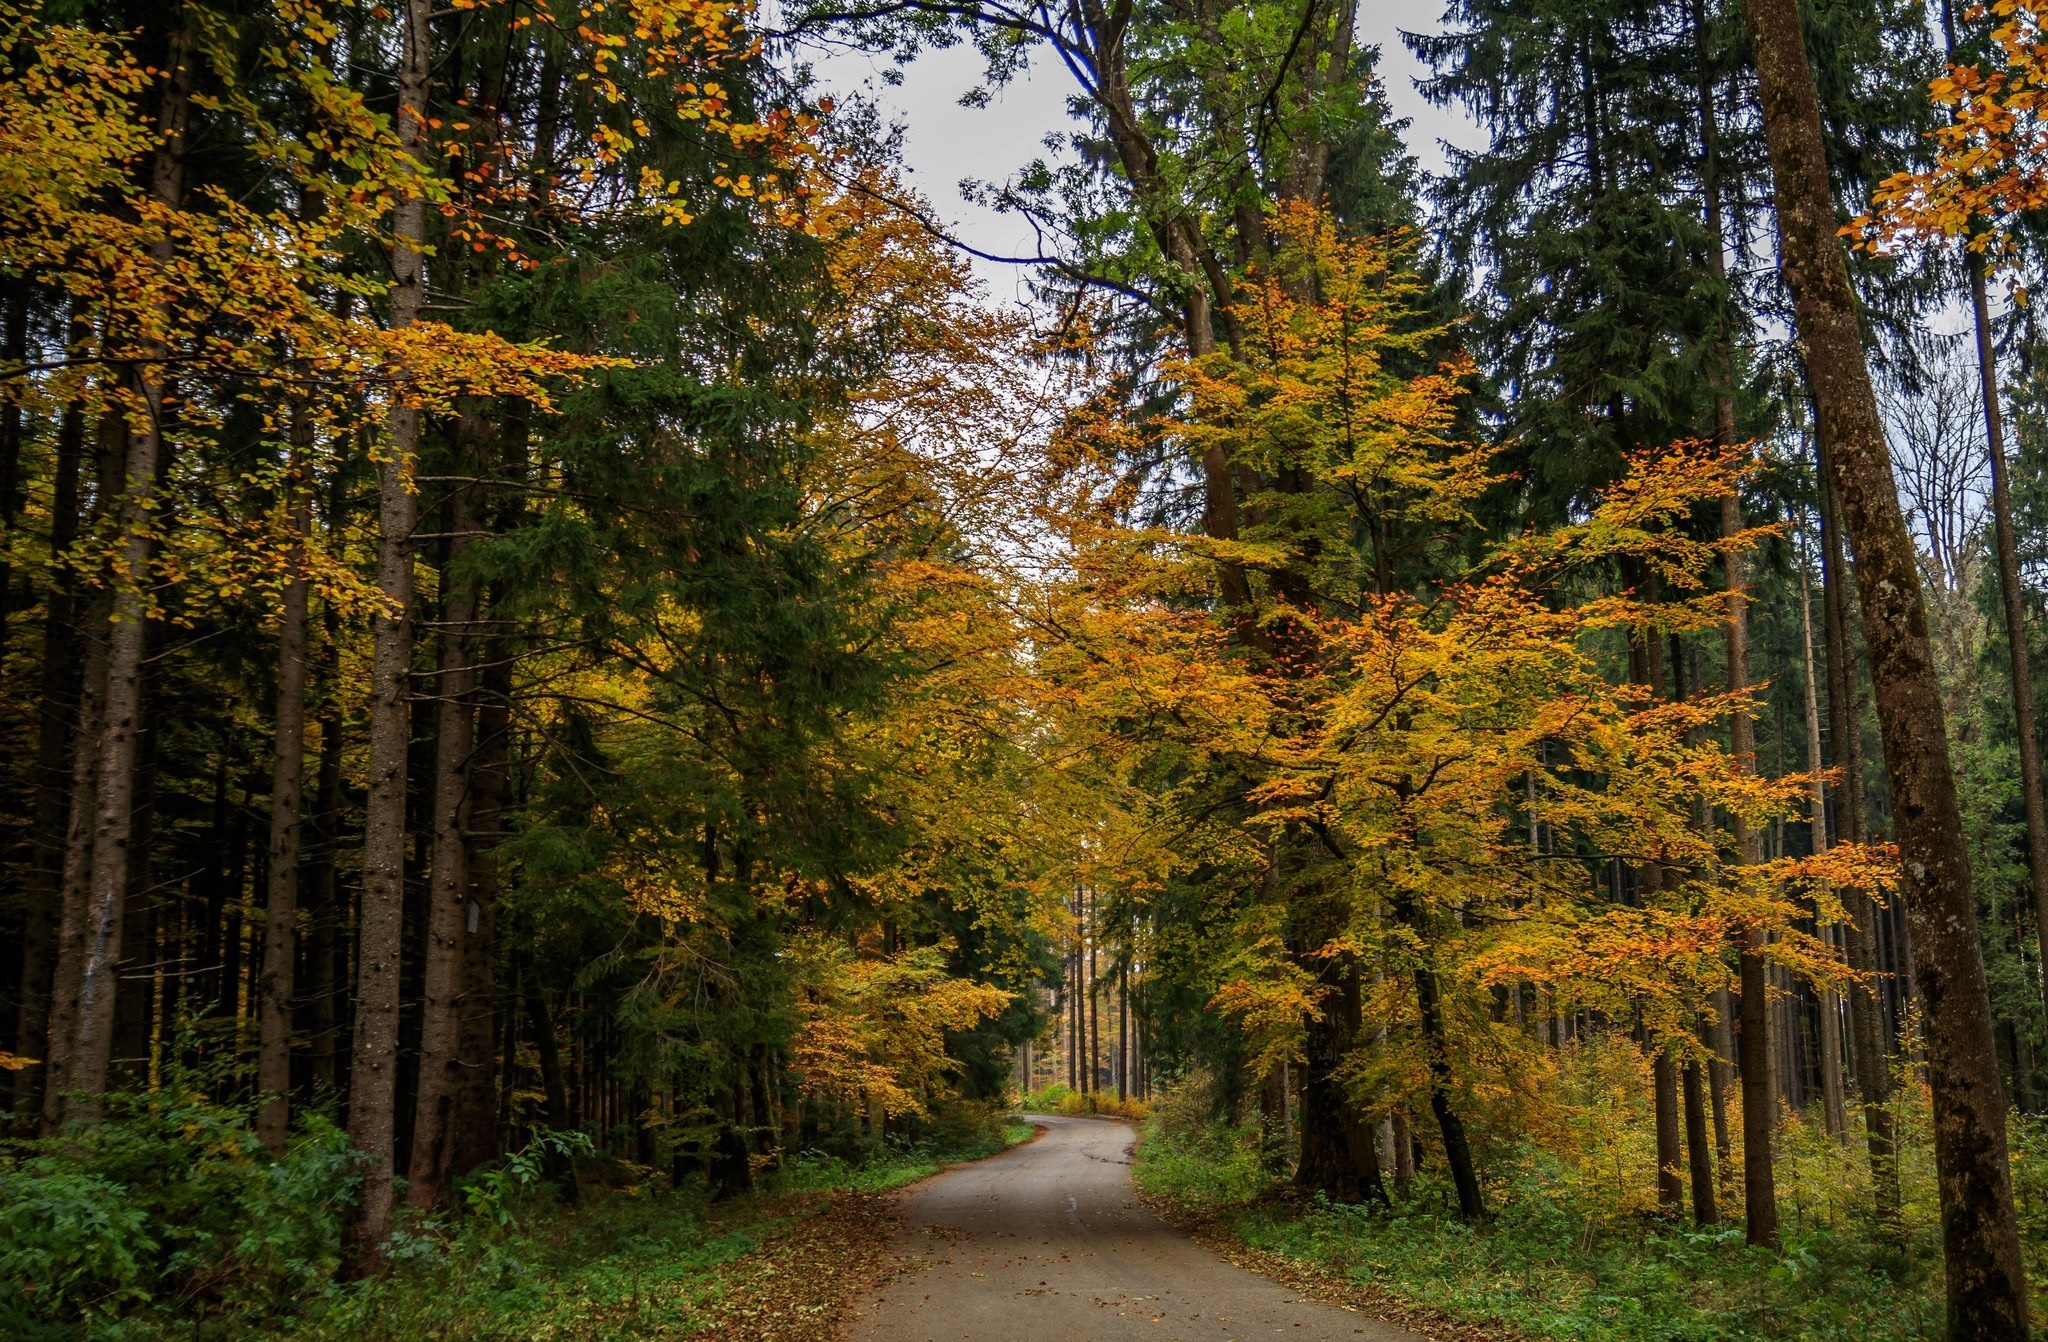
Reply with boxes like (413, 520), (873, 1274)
(1654, 1048), (1684, 1211)
(451, 638), (511, 1180)
(1818, 431), (1901, 1228)
(406, 490), (478, 1209)
(1726, 491), (1778, 1248)
(305, 616), (344, 1096)
(348, 0), (431, 1264)
(1681, 1053), (1718, 1224)
(13, 383), (85, 1125)
(257, 405), (314, 1154)
(1797, 526), (1850, 1142)
(42, 581), (110, 1131)
(1742, 0), (2028, 1327)
(64, 26), (194, 1117)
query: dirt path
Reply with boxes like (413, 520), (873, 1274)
(843, 1114), (1426, 1342)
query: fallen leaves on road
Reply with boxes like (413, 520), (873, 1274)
(689, 1191), (901, 1340)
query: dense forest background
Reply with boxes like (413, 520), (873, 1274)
(10, 0), (2048, 1337)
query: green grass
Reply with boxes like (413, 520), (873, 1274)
(1133, 1116), (1979, 1342)
(259, 1130), (1029, 1342)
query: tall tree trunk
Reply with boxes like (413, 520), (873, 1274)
(1413, 958), (1484, 1220)
(1654, 1048), (1684, 1211)
(1742, 0), (2028, 1328)
(1818, 429), (1901, 1228)
(1694, 0), (1774, 1240)
(257, 406), (314, 1154)
(1294, 956), (1387, 1204)
(67, 24), (194, 1117)
(348, 0), (431, 1263)
(1798, 526), (1849, 1142)
(451, 636), (510, 1180)
(42, 581), (111, 1131)
(304, 608), (344, 1095)
(1726, 493), (1778, 1248)
(1682, 1052), (1718, 1224)
(13, 381), (85, 1125)
(0, 282), (23, 653)
(406, 490), (479, 1209)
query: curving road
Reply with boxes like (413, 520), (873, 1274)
(844, 1114), (1424, 1342)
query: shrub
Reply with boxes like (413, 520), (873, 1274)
(0, 1086), (355, 1336)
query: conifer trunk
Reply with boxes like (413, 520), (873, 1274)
(43, 579), (110, 1131)
(348, 0), (431, 1262)
(257, 405), (314, 1155)
(1798, 533), (1849, 1142)
(1819, 451), (1901, 1229)
(69, 32), (194, 1114)
(1742, 0), (2027, 1327)
(14, 384), (85, 1125)
(1682, 1054), (1718, 1224)
(406, 488), (479, 1209)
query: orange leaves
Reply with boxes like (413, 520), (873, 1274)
(1852, 1), (2048, 277)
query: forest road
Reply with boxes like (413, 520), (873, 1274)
(842, 1114), (1426, 1342)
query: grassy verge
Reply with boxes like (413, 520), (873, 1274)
(1132, 1115), (1981, 1342)
(291, 1124), (1039, 1342)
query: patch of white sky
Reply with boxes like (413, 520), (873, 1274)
(787, 3), (1485, 304)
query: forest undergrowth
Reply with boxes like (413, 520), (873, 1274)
(1134, 1055), (2048, 1342)
(0, 1076), (1028, 1341)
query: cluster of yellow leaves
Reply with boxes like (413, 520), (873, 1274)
(1854, 0), (2048, 273)
(786, 935), (1010, 1117)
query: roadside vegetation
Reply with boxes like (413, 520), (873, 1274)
(1135, 1067), (2048, 1342)
(1, 1079), (1023, 1341)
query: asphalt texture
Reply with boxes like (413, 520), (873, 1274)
(843, 1113), (1426, 1342)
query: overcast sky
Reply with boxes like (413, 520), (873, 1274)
(802, 3), (1483, 301)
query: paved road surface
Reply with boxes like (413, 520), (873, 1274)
(844, 1114), (1424, 1342)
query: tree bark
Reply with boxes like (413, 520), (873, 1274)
(66, 23), (194, 1117)
(42, 580), (110, 1131)
(348, 0), (431, 1264)
(1797, 529), (1849, 1142)
(406, 487), (479, 1209)
(13, 379), (85, 1125)
(1654, 1048), (1684, 1211)
(257, 405), (314, 1155)
(1681, 1053), (1718, 1225)
(1817, 422), (1901, 1228)
(1742, 0), (2028, 1327)
(1294, 957), (1387, 1204)
(1411, 955), (1484, 1220)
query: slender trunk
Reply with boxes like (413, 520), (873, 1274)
(1971, 251), (2048, 1040)
(1695, 2), (1774, 1240)
(452, 636), (511, 1180)
(1682, 1053), (1718, 1224)
(1743, 0), (2028, 1327)
(406, 493), (478, 1209)
(305, 612), (344, 1095)
(257, 408), (313, 1155)
(1726, 494), (1778, 1248)
(1414, 960), (1484, 1220)
(0, 281), (25, 647)
(1391, 1106), (1415, 1195)
(1798, 527), (1850, 1142)
(68, 27), (194, 1116)
(1654, 1048), (1684, 1211)
(1087, 892), (1099, 1094)
(14, 384), (85, 1125)
(1818, 428), (1901, 1227)
(42, 582), (110, 1131)
(348, 0), (431, 1263)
